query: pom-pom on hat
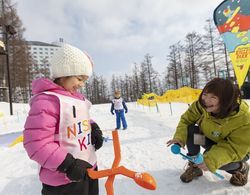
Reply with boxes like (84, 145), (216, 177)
(50, 43), (93, 79)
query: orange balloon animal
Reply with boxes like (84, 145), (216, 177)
(87, 130), (157, 195)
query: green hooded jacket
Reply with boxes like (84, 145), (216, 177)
(173, 100), (250, 172)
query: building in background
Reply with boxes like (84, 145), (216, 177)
(26, 40), (61, 79)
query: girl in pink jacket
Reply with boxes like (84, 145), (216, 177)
(23, 44), (103, 195)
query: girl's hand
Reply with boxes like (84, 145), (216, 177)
(197, 162), (209, 171)
(166, 139), (184, 148)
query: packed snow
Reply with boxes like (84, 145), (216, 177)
(0, 101), (250, 195)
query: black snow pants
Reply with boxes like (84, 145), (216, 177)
(41, 173), (98, 195)
(186, 124), (249, 174)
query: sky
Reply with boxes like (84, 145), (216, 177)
(1, 101), (250, 194)
(14, 0), (223, 79)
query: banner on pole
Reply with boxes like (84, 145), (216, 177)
(214, 0), (250, 87)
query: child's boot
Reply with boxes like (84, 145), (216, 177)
(230, 162), (249, 186)
(180, 161), (203, 183)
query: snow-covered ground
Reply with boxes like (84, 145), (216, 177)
(0, 101), (250, 195)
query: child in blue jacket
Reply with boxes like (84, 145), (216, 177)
(110, 91), (128, 130)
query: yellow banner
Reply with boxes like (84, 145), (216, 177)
(229, 44), (250, 88)
(137, 87), (202, 106)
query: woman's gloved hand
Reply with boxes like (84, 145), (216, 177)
(57, 153), (92, 181)
(91, 123), (103, 150)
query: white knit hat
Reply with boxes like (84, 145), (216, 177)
(50, 43), (93, 79)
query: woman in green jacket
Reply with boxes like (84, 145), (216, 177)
(167, 78), (250, 186)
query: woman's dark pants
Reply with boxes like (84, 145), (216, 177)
(186, 125), (249, 174)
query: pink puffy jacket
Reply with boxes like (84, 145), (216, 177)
(23, 78), (90, 186)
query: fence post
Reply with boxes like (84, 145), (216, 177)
(169, 102), (173, 116)
(156, 102), (159, 113)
